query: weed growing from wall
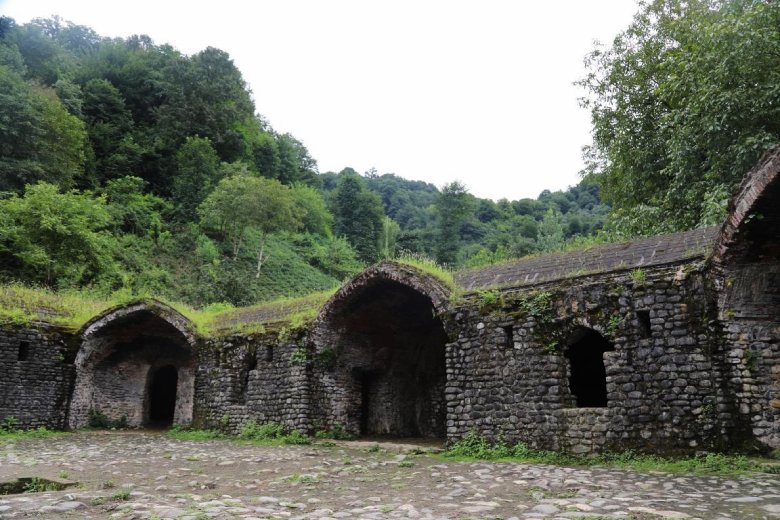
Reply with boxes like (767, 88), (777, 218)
(630, 268), (647, 286)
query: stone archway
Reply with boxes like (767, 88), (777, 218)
(69, 301), (197, 429)
(312, 262), (451, 438)
(712, 144), (780, 450)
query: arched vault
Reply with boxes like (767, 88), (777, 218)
(311, 261), (452, 438)
(69, 300), (198, 428)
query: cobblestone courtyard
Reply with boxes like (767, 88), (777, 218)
(0, 432), (778, 519)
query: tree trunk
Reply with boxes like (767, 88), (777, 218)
(232, 228), (244, 260)
(255, 234), (267, 278)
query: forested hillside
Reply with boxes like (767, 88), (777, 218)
(0, 16), (608, 306)
(1, 0), (778, 308)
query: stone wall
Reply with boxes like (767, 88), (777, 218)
(0, 324), (76, 429)
(445, 262), (734, 454)
(192, 330), (310, 434)
(712, 145), (780, 450)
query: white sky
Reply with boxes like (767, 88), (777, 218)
(1, 0), (638, 200)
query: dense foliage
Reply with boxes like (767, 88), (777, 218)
(0, 15), (613, 305)
(3, 1), (773, 307)
(580, 0), (780, 235)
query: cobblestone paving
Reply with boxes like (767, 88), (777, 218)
(0, 432), (778, 519)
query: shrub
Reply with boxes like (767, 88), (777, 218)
(314, 424), (353, 440)
(239, 420), (285, 440)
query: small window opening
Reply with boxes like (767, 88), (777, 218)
(564, 328), (614, 408)
(264, 345), (273, 362)
(213, 350), (220, 366)
(636, 310), (652, 338)
(17, 341), (29, 361)
(502, 325), (514, 347)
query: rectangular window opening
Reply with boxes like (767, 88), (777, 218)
(636, 310), (652, 338)
(502, 325), (514, 348)
(264, 345), (273, 362)
(17, 341), (29, 361)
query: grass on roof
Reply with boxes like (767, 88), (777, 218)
(0, 283), (337, 337)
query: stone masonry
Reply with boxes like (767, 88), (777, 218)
(0, 147), (777, 455)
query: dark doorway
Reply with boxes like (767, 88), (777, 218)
(564, 328), (614, 407)
(148, 365), (178, 426)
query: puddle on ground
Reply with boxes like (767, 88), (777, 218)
(0, 477), (78, 495)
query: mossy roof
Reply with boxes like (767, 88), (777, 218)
(454, 226), (720, 293)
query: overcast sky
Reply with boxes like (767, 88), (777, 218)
(1, 0), (639, 200)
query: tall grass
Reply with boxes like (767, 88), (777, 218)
(394, 253), (456, 290)
(0, 282), (335, 336)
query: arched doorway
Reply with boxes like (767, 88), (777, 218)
(564, 327), (614, 407)
(314, 263), (450, 438)
(147, 365), (178, 426)
(70, 302), (197, 429)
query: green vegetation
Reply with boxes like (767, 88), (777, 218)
(580, 0), (780, 236)
(23, 477), (58, 493)
(442, 431), (772, 475)
(393, 253), (455, 291)
(0, 281), (334, 336)
(0, 416), (63, 443)
(168, 421), (322, 446)
(629, 268), (647, 286)
(238, 420), (311, 445)
(111, 489), (131, 501)
(2, 2), (778, 314)
(314, 424), (353, 440)
(88, 409), (128, 429)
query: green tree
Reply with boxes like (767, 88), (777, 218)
(198, 174), (302, 277)
(378, 216), (401, 260)
(0, 67), (87, 191)
(0, 182), (116, 286)
(580, 0), (780, 234)
(290, 183), (333, 237)
(434, 181), (472, 266)
(537, 208), (565, 252)
(171, 136), (220, 221)
(332, 171), (385, 263)
(277, 133), (319, 185)
(81, 78), (140, 184)
(102, 176), (169, 238)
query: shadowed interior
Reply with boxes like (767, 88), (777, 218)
(73, 310), (194, 428)
(565, 328), (614, 408)
(329, 279), (448, 438)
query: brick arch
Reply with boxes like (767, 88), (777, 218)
(314, 261), (451, 330)
(712, 144), (780, 265)
(69, 300), (199, 428)
(311, 261), (452, 438)
(78, 300), (197, 347)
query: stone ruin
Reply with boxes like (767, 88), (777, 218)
(1, 146), (777, 455)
